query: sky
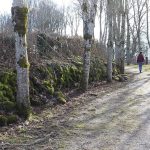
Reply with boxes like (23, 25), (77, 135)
(0, 0), (99, 39)
(0, 0), (72, 13)
(0, 0), (12, 14)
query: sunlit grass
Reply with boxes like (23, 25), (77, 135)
(125, 64), (150, 72)
(143, 64), (150, 72)
(125, 64), (137, 68)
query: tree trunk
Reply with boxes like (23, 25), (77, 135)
(114, 0), (126, 74)
(146, 0), (150, 50)
(107, 0), (113, 82)
(126, 11), (130, 65)
(81, 0), (98, 90)
(12, 0), (31, 118)
(113, 5), (121, 71)
(99, 0), (103, 42)
(82, 49), (91, 89)
(120, 2), (126, 74)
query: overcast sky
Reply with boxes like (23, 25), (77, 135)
(0, 0), (12, 14)
(0, 0), (72, 14)
(0, 0), (100, 39)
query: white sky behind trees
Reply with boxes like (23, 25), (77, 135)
(0, 0), (12, 14)
(0, 0), (99, 39)
(0, 0), (72, 13)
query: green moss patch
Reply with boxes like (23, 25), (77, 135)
(0, 101), (16, 112)
(43, 80), (55, 95)
(55, 91), (67, 104)
(11, 6), (28, 36)
(30, 57), (108, 105)
(7, 115), (18, 125)
(89, 57), (107, 82)
(17, 56), (30, 68)
(0, 71), (17, 115)
(0, 71), (18, 126)
(0, 115), (7, 126)
(0, 57), (108, 127)
(0, 115), (18, 126)
(0, 71), (16, 99)
(17, 103), (32, 119)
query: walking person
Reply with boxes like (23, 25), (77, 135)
(137, 52), (145, 73)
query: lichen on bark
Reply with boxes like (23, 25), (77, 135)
(17, 56), (30, 68)
(82, 2), (88, 13)
(11, 6), (28, 36)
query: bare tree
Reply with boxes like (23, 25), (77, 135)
(27, 0), (65, 35)
(11, 0), (31, 118)
(98, 0), (107, 44)
(67, 7), (74, 36)
(132, 0), (146, 52)
(146, 0), (150, 48)
(126, 0), (131, 65)
(107, 0), (113, 82)
(119, 0), (126, 74)
(73, 7), (81, 36)
(113, 0), (126, 74)
(78, 0), (98, 90)
(113, 0), (122, 71)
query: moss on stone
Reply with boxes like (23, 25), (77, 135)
(0, 115), (17, 126)
(0, 83), (15, 102)
(17, 56), (30, 68)
(12, 6), (28, 36)
(55, 91), (67, 104)
(2, 101), (16, 112)
(61, 66), (73, 88)
(17, 104), (32, 119)
(0, 71), (16, 93)
(43, 80), (54, 95)
(89, 58), (107, 82)
(7, 115), (18, 125)
(0, 115), (7, 126)
(84, 33), (92, 40)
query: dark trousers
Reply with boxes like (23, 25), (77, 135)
(138, 62), (143, 73)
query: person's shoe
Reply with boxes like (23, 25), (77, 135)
(140, 70), (142, 73)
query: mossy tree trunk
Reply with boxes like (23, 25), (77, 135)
(107, 0), (113, 82)
(11, 0), (31, 118)
(81, 0), (98, 90)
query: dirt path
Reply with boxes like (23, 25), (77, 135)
(1, 66), (150, 150)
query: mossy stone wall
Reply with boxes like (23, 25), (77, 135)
(0, 71), (18, 126)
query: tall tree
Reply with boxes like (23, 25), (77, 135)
(113, 0), (126, 74)
(113, 0), (122, 72)
(99, 0), (104, 42)
(98, 0), (108, 46)
(11, 0), (30, 118)
(107, 0), (113, 82)
(80, 0), (98, 90)
(126, 0), (131, 65)
(119, 0), (126, 74)
(146, 0), (150, 48)
(132, 0), (146, 52)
